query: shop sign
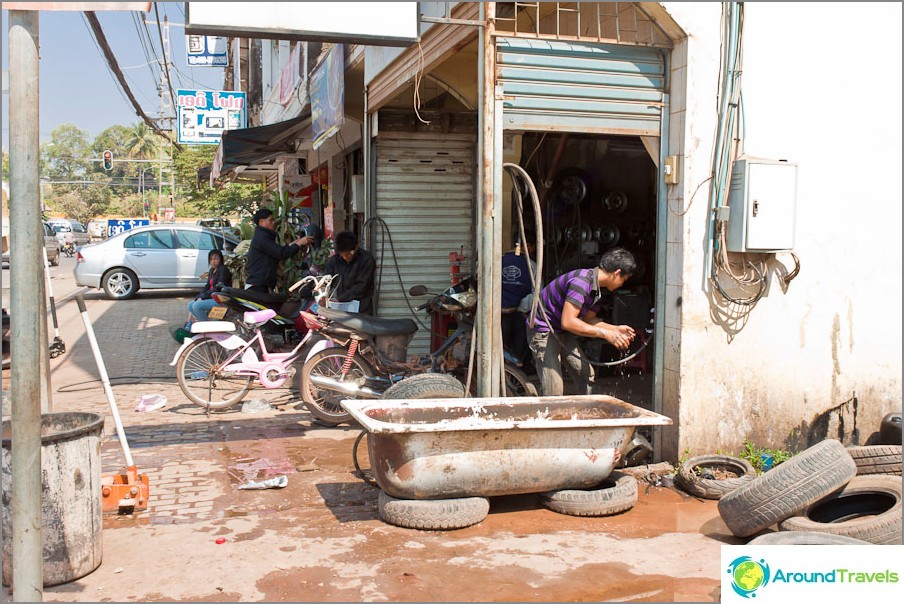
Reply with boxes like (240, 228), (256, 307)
(177, 89), (246, 145)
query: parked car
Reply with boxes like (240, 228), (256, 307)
(196, 217), (239, 238)
(1, 221), (61, 266)
(74, 224), (239, 300)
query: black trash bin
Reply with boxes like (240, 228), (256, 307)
(2, 412), (104, 586)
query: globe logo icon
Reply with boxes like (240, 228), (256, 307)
(727, 556), (770, 598)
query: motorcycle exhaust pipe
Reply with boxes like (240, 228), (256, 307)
(308, 374), (383, 399)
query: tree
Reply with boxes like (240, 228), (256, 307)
(41, 124), (92, 182)
(125, 121), (160, 160)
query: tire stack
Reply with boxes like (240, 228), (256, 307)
(716, 440), (902, 545)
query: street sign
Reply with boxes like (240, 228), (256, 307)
(107, 219), (149, 237)
(176, 89), (246, 145)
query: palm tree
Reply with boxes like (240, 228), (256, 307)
(125, 122), (159, 160)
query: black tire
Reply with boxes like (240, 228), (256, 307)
(503, 363), (538, 397)
(748, 531), (871, 545)
(382, 373), (465, 400)
(377, 490), (489, 530)
(847, 445), (902, 475)
(300, 347), (376, 425)
(778, 475), (902, 545)
(540, 471), (638, 517)
(176, 337), (253, 410)
(102, 267), (139, 300)
(879, 412), (902, 445)
(717, 439), (857, 538)
(675, 454), (757, 500)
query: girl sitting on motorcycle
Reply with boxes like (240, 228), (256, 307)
(172, 249), (233, 343)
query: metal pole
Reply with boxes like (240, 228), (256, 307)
(476, 2), (499, 396)
(9, 9), (44, 600)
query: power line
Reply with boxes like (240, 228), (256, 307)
(83, 11), (181, 150)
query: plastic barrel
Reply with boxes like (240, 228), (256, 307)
(2, 412), (104, 586)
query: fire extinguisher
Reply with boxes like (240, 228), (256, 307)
(449, 247), (466, 285)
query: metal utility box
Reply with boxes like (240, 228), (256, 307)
(726, 158), (798, 252)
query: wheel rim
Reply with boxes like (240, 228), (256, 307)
(108, 272), (133, 297)
(304, 350), (371, 419)
(179, 339), (251, 408)
(504, 366), (536, 397)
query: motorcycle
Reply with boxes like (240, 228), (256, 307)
(298, 276), (538, 426)
(62, 242), (76, 258)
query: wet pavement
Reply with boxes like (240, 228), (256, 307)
(2, 259), (731, 601)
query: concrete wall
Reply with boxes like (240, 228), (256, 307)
(661, 2), (902, 457)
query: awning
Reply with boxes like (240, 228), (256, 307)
(209, 110), (312, 185)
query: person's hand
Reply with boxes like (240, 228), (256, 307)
(294, 235), (311, 247)
(600, 324), (635, 350)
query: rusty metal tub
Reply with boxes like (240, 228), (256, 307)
(342, 395), (672, 500)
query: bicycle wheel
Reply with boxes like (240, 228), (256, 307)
(300, 347), (376, 425)
(176, 337), (253, 410)
(503, 363), (538, 397)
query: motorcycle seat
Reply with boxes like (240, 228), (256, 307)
(218, 286), (288, 305)
(318, 307), (418, 337)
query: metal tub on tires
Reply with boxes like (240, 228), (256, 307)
(342, 394), (672, 500)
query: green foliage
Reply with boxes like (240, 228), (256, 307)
(738, 439), (796, 474)
(677, 448), (693, 466)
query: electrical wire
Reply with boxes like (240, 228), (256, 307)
(412, 41), (431, 125)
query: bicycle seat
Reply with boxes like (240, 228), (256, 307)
(244, 308), (277, 324)
(318, 307), (418, 336)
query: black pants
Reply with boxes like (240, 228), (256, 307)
(501, 311), (530, 366)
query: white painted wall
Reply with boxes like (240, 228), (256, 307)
(661, 2), (902, 455)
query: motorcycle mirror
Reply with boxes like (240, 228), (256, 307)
(409, 285), (430, 296)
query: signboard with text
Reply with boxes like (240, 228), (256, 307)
(186, 35), (228, 67)
(310, 45), (344, 150)
(176, 89), (246, 145)
(107, 219), (149, 237)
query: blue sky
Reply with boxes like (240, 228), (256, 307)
(2, 3), (224, 150)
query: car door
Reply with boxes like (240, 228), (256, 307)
(123, 228), (178, 286)
(71, 223), (90, 246)
(173, 228), (218, 287)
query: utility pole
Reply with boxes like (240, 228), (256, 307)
(164, 16), (175, 213)
(8, 9), (44, 600)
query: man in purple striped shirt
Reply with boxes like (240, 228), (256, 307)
(528, 247), (637, 396)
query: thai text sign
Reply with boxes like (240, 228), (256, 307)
(107, 219), (149, 237)
(176, 89), (246, 145)
(186, 35), (228, 67)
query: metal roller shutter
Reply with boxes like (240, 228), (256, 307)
(497, 37), (665, 136)
(373, 133), (475, 355)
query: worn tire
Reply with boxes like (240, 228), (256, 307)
(778, 475), (902, 545)
(382, 373), (465, 400)
(540, 471), (638, 517)
(377, 491), (489, 530)
(717, 439), (857, 537)
(748, 531), (871, 545)
(675, 454), (757, 500)
(847, 445), (902, 475)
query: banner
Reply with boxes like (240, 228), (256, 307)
(186, 35), (228, 67)
(311, 44), (344, 150)
(279, 43), (302, 106)
(176, 89), (246, 145)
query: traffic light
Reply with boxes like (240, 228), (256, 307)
(102, 150), (113, 171)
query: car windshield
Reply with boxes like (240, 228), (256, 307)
(52, 225), (71, 233)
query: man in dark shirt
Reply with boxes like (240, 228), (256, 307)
(528, 247), (637, 396)
(244, 208), (311, 293)
(501, 229), (537, 366)
(323, 230), (376, 314)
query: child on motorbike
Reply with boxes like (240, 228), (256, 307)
(172, 249), (233, 342)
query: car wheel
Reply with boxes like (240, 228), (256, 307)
(102, 268), (139, 300)
(49, 251), (60, 267)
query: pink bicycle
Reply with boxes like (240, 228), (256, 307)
(170, 275), (334, 411)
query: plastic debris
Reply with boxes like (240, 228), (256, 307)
(215, 537), (227, 544)
(134, 394), (167, 413)
(238, 475), (288, 490)
(241, 398), (272, 413)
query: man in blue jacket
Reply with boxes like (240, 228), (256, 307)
(244, 208), (311, 293)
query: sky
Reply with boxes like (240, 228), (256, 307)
(2, 3), (225, 150)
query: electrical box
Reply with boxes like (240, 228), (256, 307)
(726, 158), (798, 253)
(351, 175), (365, 213)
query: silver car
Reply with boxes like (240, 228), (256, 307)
(74, 224), (239, 300)
(2, 221), (61, 266)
